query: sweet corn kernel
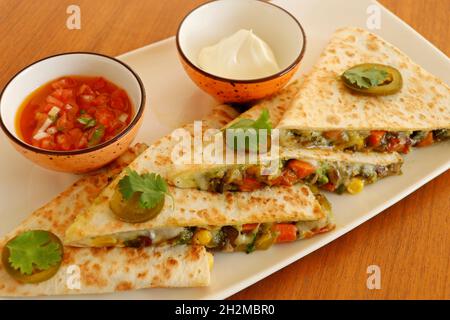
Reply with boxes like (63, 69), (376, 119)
(347, 178), (364, 194)
(193, 229), (212, 245)
(91, 236), (118, 247)
(207, 252), (214, 270)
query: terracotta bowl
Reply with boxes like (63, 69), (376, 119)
(0, 52), (146, 173)
(176, 0), (306, 103)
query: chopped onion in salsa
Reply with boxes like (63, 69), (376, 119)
(16, 76), (134, 151)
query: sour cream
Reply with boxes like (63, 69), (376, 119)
(198, 29), (281, 80)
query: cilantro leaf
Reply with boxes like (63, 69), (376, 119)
(228, 109), (272, 131)
(77, 116), (96, 129)
(6, 230), (62, 275)
(118, 169), (172, 209)
(88, 125), (105, 147)
(226, 109), (272, 153)
(342, 67), (390, 89)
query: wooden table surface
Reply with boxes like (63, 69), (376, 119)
(0, 0), (449, 299)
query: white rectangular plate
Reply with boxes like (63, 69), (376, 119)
(1, 0), (449, 299)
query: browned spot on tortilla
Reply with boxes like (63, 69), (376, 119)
(345, 50), (355, 57)
(313, 205), (323, 216)
(345, 35), (356, 42)
(138, 271), (148, 279)
(116, 281), (133, 291)
(151, 275), (160, 285)
(185, 246), (202, 262)
(326, 115), (341, 125)
(367, 40), (379, 51)
(83, 270), (108, 288)
(301, 187), (310, 196)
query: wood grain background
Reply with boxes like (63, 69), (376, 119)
(0, 0), (449, 299)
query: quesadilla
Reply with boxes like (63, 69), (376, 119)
(277, 27), (450, 154)
(0, 144), (211, 297)
(168, 80), (403, 195)
(65, 104), (334, 252)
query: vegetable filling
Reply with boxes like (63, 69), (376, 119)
(188, 158), (401, 194)
(283, 129), (449, 154)
(122, 211), (332, 253)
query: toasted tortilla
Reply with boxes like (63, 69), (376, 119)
(277, 27), (450, 131)
(0, 144), (211, 297)
(167, 78), (403, 193)
(65, 102), (331, 247)
(224, 79), (305, 129)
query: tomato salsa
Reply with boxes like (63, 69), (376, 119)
(16, 76), (133, 151)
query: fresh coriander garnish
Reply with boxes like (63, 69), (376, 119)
(228, 109), (272, 131)
(226, 109), (272, 153)
(118, 169), (173, 210)
(6, 230), (62, 275)
(341, 63), (402, 95)
(342, 68), (389, 89)
(77, 116), (97, 129)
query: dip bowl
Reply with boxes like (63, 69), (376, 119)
(176, 0), (306, 103)
(0, 52), (146, 173)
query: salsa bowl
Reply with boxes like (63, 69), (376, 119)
(0, 52), (146, 173)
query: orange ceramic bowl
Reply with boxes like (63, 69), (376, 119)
(176, 0), (306, 103)
(0, 52), (146, 174)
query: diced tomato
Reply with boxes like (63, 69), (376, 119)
(92, 94), (110, 106)
(367, 130), (386, 147)
(286, 160), (316, 179)
(269, 169), (298, 186)
(107, 120), (126, 135)
(51, 89), (73, 103)
(55, 133), (72, 151)
(111, 90), (129, 111)
(273, 224), (297, 243)
(67, 128), (83, 142)
(65, 103), (79, 118)
(42, 104), (55, 113)
(95, 107), (115, 127)
(56, 112), (73, 132)
(77, 95), (95, 108)
(321, 183), (336, 192)
(239, 177), (262, 192)
(386, 137), (409, 153)
(78, 84), (94, 96)
(51, 77), (77, 89)
(18, 76), (133, 151)
(40, 136), (56, 150)
(92, 77), (107, 91)
(415, 132), (434, 147)
(45, 95), (64, 108)
(323, 130), (344, 141)
(77, 132), (89, 149)
(242, 223), (258, 232)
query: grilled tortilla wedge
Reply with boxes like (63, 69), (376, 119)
(65, 104), (334, 252)
(0, 144), (211, 297)
(277, 27), (450, 154)
(168, 80), (403, 195)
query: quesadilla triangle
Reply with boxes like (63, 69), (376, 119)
(277, 27), (450, 154)
(0, 145), (211, 297)
(167, 80), (403, 195)
(64, 103), (334, 252)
